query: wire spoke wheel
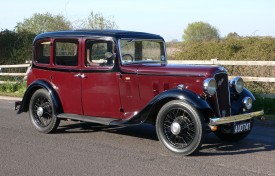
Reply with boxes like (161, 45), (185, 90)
(156, 100), (205, 155)
(29, 89), (60, 133)
(32, 96), (52, 127)
(163, 108), (196, 148)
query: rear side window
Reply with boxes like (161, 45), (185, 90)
(54, 40), (78, 66)
(35, 41), (50, 64)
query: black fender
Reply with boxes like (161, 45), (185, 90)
(230, 88), (256, 115)
(111, 89), (215, 125)
(17, 80), (63, 115)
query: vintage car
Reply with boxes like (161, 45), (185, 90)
(16, 30), (264, 155)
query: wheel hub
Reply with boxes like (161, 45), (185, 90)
(37, 107), (44, 117)
(171, 122), (181, 135)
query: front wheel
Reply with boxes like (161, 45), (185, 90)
(29, 89), (60, 133)
(156, 100), (205, 156)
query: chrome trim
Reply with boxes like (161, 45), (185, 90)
(203, 78), (217, 96)
(243, 97), (253, 110)
(209, 110), (264, 126)
(215, 90), (221, 117)
(171, 122), (181, 135)
(37, 107), (44, 117)
(177, 84), (185, 90)
(230, 76), (244, 94)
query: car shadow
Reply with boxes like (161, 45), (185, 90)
(195, 133), (275, 156)
(56, 121), (274, 156)
(56, 121), (159, 141)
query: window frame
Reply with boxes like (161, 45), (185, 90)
(53, 38), (80, 68)
(84, 38), (115, 71)
(33, 38), (51, 66)
(118, 38), (167, 65)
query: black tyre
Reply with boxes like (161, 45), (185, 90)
(156, 100), (205, 156)
(214, 119), (254, 142)
(29, 89), (60, 133)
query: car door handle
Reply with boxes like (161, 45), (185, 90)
(74, 73), (81, 78)
(74, 73), (87, 78)
(80, 74), (87, 78)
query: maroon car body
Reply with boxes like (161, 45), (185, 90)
(16, 30), (263, 155)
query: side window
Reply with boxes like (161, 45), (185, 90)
(55, 40), (78, 66)
(35, 41), (50, 64)
(86, 40), (114, 67)
(142, 41), (162, 60)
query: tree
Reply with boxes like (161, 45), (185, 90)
(0, 29), (35, 64)
(76, 11), (118, 30)
(171, 39), (179, 43)
(182, 21), (220, 43)
(226, 32), (240, 39)
(15, 13), (72, 34)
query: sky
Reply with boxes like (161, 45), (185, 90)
(0, 0), (274, 41)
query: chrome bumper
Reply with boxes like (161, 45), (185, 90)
(209, 110), (264, 126)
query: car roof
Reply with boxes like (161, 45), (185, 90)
(33, 30), (164, 43)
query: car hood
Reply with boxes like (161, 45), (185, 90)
(132, 63), (226, 78)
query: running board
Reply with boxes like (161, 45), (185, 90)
(57, 113), (119, 125)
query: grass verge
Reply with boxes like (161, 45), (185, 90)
(0, 82), (26, 97)
(264, 115), (275, 121)
(253, 95), (275, 115)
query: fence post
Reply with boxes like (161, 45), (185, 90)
(211, 58), (218, 65)
(23, 65), (31, 80)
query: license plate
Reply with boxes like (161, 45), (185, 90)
(233, 122), (251, 134)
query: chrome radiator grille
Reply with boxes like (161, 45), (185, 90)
(214, 73), (231, 117)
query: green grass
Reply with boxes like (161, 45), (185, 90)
(264, 115), (275, 121)
(0, 82), (26, 97)
(253, 95), (275, 115)
(0, 91), (24, 97)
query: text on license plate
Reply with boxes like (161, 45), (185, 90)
(233, 122), (251, 134)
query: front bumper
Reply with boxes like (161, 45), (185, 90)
(209, 110), (264, 126)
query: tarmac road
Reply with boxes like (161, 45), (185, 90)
(0, 99), (275, 176)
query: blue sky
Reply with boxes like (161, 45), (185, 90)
(0, 0), (274, 41)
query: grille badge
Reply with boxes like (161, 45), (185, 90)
(218, 78), (224, 87)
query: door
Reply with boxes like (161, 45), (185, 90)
(51, 38), (83, 114)
(81, 38), (122, 118)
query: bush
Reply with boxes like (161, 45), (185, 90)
(166, 37), (275, 94)
(0, 29), (35, 65)
(171, 37), (275, 61)
(253, 95), (275, 115)
(0, 81), (26, 96)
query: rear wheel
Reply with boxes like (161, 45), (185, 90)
(29, 89), (60, 133)
(156, 100), (205, 156)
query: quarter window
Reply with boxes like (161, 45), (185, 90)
(35, 41), (50, 64)
(55, 40), (78, 66)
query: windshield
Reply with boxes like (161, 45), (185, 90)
(119, 39), (166, 64)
